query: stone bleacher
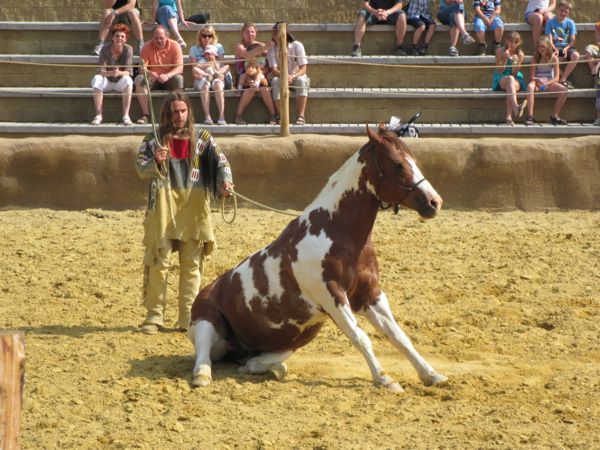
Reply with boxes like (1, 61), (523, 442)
(0, 21), (599, 136)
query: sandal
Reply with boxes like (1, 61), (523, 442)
(269, 114), (280, 125)
(122, 115), (132, 126)
(90, 114), (102, 125)
(525, 115), (534, 126)
(550, 116), (568, 125)
(295, 116), (305, 125)
(136, 114), (149, 124)
(235, 115), (247, 125)
(517, 100), (527, 118)
(505, 118), (515, 126)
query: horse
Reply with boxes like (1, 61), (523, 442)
(188, 124), (447, 392)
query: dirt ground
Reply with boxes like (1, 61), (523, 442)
(1, 207), (599, 449)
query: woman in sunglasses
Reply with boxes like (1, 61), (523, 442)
(189, 26), (230, 125)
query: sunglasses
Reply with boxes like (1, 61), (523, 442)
(201, 34), (213, 38)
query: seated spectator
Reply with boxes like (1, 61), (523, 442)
(189, 26), (232, 89)
(350, 1), (408, 57)
(473, 0), (504, 56)
(406, 0), (436, 56)
(437, 0), (475, 57)
(544, 0), (579, 89)
(91, 23), (134, 125)
(149, 0), (189, 48)
(94, 0), (144, 55)
(267, 22), (310, 125)
(191, 45), (229, 125)
(134, 25), (184, 124)
(492, 31), (526, 125)
(583, 20), (600, 76)
(524, 35), (568, 126)
(524, 0), (556, 50)
(233, 23), (277, 125)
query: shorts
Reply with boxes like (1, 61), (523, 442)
(112, 7), (140, 25)
(271, 75), (310, 100)
(584, 44), (599, 58)
(407, 14), (435, 30)
(437, 4), (465, 27)
(358, 8), (405, 26)
(156, 5), (177, 30)
(91, 74), (133, 91)
(557, 47), (578, 61)
(134, 73), (184, 91)
(473, 15), (504, 33)
(193, 77), (224, 91)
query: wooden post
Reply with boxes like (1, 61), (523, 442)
(278, 23), (290, 137)
(0, 332), (25, 450)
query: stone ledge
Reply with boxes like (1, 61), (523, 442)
(1, 122), (598, 137)
(1, 21), (598, 32)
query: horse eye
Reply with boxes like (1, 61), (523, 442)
(394, 163), (404, 171)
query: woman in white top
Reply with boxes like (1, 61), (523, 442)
(524, 0), (556, 50)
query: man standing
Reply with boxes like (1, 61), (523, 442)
(267, 22), (309, 125)
(94, 0), (144, 55)
(135, 91), (234, 334)
(134, 25), (184, 124)
(350, 0), (408, 56)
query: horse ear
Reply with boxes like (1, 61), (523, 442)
(366, 125), (381, 144)
(377, 122), (387, 133)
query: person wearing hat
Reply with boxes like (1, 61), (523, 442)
(267, 22), (309, 125)
(191, 43), (229, 125)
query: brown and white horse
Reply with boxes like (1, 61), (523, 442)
(188, 125), (447, 392)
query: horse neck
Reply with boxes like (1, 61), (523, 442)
(303, 151), (379, 240)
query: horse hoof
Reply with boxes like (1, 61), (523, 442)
(422, 373), (448, 387)
(268, 362), (287, 381)
(192, 365), (212, 387)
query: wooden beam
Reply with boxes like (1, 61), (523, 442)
(0, 332), (25, 450)
(277, 23), (290, 137)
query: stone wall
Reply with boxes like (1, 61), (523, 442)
(1, 0), (598, 24)
(1, 134), (599, 211)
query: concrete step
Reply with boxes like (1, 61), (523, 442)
(0, 54), (596, 90)
(1, 121), (598, 137)
(1, 22), (597, 58)
(0, 87), (595, 125)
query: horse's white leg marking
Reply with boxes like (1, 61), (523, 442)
(190, 320), (225, 387)
(239, 351), (294, 381)
(361, 292), (448, 386)
(324, 300), (403, 392)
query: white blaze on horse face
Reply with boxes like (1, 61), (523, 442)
(406, 155), (438, 199)
(305, 153), (364, 215)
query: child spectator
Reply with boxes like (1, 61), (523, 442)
(544, 0), (579, 89)
(524, 0), (556, 50)
(492, 31), (526, 125)
(406, 0), (436, 56)
(191, 45), (229, 125)
(524, 35), (568, 125)
(437, 0), (476, 57)
(473, 0), (504, 56)
(351, 1), (408, 57)
(583, 20), (600, 77)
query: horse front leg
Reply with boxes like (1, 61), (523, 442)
(323, 287), (404, 393)
(188, 319), (228, 387)
(361, 292), (447, 386)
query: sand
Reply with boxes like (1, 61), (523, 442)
(1, 206), (599, 449)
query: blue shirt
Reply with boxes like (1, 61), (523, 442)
(545, 17), (577, 48)
(473, 0), (501, 16)
(189, 43), (225, 61)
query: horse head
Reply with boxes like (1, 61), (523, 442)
(363, 124), (442, 218)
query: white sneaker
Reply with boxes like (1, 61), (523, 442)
(93, 44), (103, 56)
(122, 115), (132, 126)
(91, 115), (102, 125)
(461, 33), (475, 46)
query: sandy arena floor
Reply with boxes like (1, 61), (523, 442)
(1, 207), (599, 449)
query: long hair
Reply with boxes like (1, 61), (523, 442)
(535, 35), (553, 63)
(158, 91), (197, 163)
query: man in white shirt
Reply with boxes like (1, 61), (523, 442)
(267, 22), (309, 125)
